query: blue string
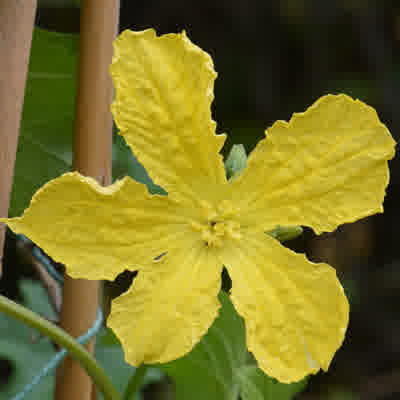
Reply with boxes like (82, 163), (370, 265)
(19, 235), (64, 286)
(11, 309), (103, 400)
(31, 246), (64, 286)
(11, 235), (103, 400)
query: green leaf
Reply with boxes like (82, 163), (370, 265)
(99, 326), (121, 347)
(95, 329), (163, 400)
(238, 366), (307, 400)
(10, 27), (158, 217)
(0, 280), (57, 398)
(112, 133), (164, 195)
(160, 292), (307, 400)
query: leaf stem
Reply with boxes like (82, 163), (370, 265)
(0, 294), (120, 400)
(122, 365), (149, 400)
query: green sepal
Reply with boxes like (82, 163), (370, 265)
(267, 225), (303, 242)
(225, 144), (247, 179)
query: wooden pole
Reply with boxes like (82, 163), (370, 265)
(0, 1), (37, 276)
(54, 1), (120, 400)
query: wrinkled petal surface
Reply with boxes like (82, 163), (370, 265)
(108, 241), (223, 365)
(222, 231), (349, 383)
(231, 94), (395, 234)
(111, 29), (227, 204)
(3, 172), (194, 281)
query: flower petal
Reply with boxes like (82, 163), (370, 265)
(111, 29), (227, 203)
(2, 172), (193, 281)
(222, 232), (349, 383)
(231, 94), (395, 234)
(108, 241), (223, 365)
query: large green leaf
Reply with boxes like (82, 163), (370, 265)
(160, 292), (307, 400)
(237, 366), (307, 400)
(10, 27), (157, 217)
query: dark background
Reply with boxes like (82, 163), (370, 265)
(6, 1), (400, 399)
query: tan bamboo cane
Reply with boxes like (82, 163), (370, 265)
(0, 0), (37, 277)
(54, 1), (120, 399)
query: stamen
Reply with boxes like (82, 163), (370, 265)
(190, 200), (241, 247)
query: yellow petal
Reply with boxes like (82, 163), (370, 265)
(111, 29), (227, 203)
(222, 232), (349, 383)
(231, 94), (395, 234)
(2, 172), (193, 281)
(108, 241), (223, 365)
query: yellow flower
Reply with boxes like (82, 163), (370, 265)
(2, 29), (395, 383)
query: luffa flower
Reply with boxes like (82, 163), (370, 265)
(2, 29), (395, 383)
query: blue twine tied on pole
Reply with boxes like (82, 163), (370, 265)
(10, 235), (103, 400)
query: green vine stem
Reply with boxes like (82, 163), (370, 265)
(0, 294), (120, 400)
(122, 364), (149, 400)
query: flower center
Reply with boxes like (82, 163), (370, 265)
(190, 200), (241, 247)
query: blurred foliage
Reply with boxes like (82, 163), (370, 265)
(0, 281), (56, 398)
(0, 280), (161, 399)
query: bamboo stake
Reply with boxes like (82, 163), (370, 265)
(0, 0), (37, 276)
(54, 1), (120, 400)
